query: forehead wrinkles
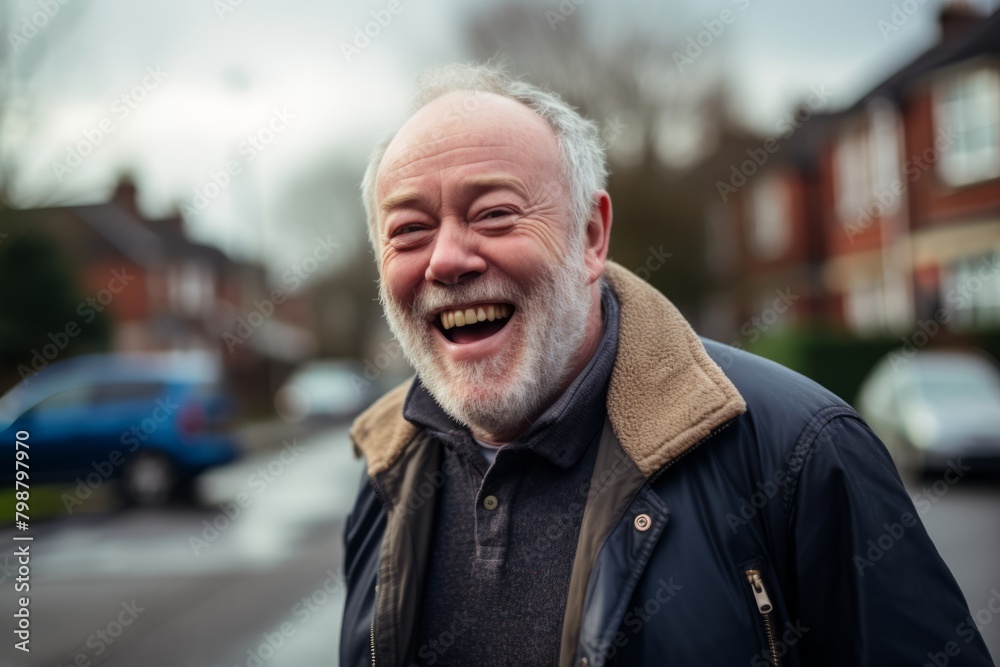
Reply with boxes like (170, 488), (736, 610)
(382, 121), (553, 176)
(382, 145), (543, 189)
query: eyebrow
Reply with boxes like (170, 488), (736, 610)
(379, 190), (426, 215)
(379, 175), (529, 216)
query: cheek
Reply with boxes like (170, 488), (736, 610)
(509, 216), (570, 264)
(381, 251), (427, 306)
(485, 232), (562, 281)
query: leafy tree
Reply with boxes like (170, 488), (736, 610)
(0, 209), (110, 391)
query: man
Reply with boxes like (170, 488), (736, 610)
(340, 62), (995, 667)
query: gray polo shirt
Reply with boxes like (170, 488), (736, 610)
(402, 282), (620, 667)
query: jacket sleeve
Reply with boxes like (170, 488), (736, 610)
(788, 414), (995, 666)
(339, 465), (385, 667)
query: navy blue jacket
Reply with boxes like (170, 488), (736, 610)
(341, 261), (995, 667)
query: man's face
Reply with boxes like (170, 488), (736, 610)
(374, 91), (596, 439)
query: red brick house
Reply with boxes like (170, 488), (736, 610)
(707, 3), (1000, 340)
(822, 3), (1000, 335)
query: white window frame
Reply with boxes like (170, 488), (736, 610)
(747, 173), (791, 260)
(941, 247), (1000, 330)
(846, 280), (887, 335)
(835, 123), (873, 222)
(869, 98), (902, 214)
(934, 64), (1000, 188)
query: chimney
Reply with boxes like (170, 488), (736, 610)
(937, 1), (986, 43)
(112, 177), (140, 217)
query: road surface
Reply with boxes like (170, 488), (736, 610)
(1, 425), (363, 667)
(1, 427), (997, 665)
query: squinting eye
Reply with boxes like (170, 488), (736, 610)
(482, 209), (512, 219)
(387, 224), (432, 248)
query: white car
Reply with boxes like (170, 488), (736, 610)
(856, 349), (1000, 476)
(274, 360), (384, 424)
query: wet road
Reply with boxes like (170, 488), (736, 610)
(905, 472), (1000, 663)
(0, 425), (363, 667)
(0, 427), (997, 665)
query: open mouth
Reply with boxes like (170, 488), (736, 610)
(434, 303), (515, 345)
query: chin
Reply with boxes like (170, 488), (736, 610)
(442, 371), (557, 439)
(432, 361), (532, 423)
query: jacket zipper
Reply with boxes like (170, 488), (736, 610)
(745, 568), (779, 667)
(646, 419), (779, 666)
(370, 581), (379, 666)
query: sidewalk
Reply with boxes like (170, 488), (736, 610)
(234, 415), (355, 454)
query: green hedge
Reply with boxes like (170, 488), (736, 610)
(744, 327), (1000, 408)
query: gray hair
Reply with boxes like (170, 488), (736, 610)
(360, 61), (609, 251)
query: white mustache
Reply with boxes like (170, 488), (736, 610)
(410, 279), (523, 319)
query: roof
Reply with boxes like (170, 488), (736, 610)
(851, 6), (1000, 109)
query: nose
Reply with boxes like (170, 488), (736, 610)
(425, 219), (487, 285)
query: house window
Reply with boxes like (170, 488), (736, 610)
(747, 174), (790, 260)
(869, 99), (901, 207)
(846, 280), (887, 335)
(941, 249), (1000, 329)
(835, 125), (873, 222)
(167, 260), (214, 316)
(935, 65), (1000, 187)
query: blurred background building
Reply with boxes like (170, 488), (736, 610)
(701, 2), (1000, 400)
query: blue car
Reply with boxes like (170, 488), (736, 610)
(1, 352), (242, 506)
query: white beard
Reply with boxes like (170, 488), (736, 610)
(379, 244), (593, 438)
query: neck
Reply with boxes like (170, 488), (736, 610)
(470, 281), (605, 445)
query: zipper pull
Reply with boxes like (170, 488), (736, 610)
(745, 569), (773, 614)
(746, 568), (781, 666)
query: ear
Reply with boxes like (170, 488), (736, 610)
(583, 190), (613, 284)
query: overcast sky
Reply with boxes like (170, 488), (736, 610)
(4, 0), (998, 274)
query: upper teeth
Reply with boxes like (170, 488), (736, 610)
(440, 304), (511, 330)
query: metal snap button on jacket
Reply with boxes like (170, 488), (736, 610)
(634, 513), (651, 531)
(483, 495), (498, 510)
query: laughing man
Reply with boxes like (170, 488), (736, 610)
(339, 63), (995, 667)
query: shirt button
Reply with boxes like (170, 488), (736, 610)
(483, 495), (498, 510)
(634, 513), (652, 531)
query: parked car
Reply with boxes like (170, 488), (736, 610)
(0, 351), (242, 506)
(274, 359), (388, 425)
(856, 349), (1000, 475)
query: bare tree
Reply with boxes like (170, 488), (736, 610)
(461, 0), (737, 317)
(0, 1), (90, 206)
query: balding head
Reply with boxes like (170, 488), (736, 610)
(361, 62), (609, 253)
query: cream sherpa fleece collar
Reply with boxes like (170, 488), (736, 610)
(349, 260), (747, 478)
